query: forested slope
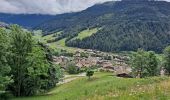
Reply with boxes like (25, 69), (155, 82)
(37, 0), (170, 52)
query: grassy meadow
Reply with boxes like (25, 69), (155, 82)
(72, 28), (99, 40)
(33, 28), (100, 53)
(12, 72), (170, 100)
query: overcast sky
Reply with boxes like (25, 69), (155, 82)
(0, 0), (169, 15)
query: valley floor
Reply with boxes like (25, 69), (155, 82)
(12, 72), (170, 100)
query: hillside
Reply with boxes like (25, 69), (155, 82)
(33, 28), (98, 53)
(13, 72), (170, 100)
(36, 0), (170, 52)
(0, 13), (55, 28)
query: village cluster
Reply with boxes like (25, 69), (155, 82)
(53, 49), (131, 75)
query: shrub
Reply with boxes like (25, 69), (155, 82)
(0, 92), (13, 100)
(66, 62), (80, 74)
(86, 69), (94, 80)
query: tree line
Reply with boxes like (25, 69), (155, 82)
(130, 47), (170, 78)
(0, 26), (63, 99)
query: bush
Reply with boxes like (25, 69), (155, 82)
(66, 62), (80, 74)
(79, 67), (88, 73)
(0, 92), (13, 100)
(86, 69), (94, 80)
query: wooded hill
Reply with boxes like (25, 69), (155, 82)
(36, 0), (170, 53)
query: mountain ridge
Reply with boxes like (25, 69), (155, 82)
(0, 13), (56, 28)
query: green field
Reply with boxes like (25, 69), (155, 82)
(12, 72), (170, 100)
(72, 28), (99, 40)
(33, 28), (100, 53)
(49, 38), (66, 48)
(33, 31), (80, 53)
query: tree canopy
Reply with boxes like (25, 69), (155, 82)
(0, 26), (63, 97)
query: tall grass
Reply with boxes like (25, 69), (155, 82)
(12, 72), (170, 100)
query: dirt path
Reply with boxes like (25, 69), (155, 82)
(57, 73), (86, 85)
(47, 73), (86, 95)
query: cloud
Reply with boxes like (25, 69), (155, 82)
(0, 0), (115, 15)
(0, 0), (169, 15)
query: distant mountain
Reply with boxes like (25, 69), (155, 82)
(0, 13), (55, 28)
(36, 0), (170, 52)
